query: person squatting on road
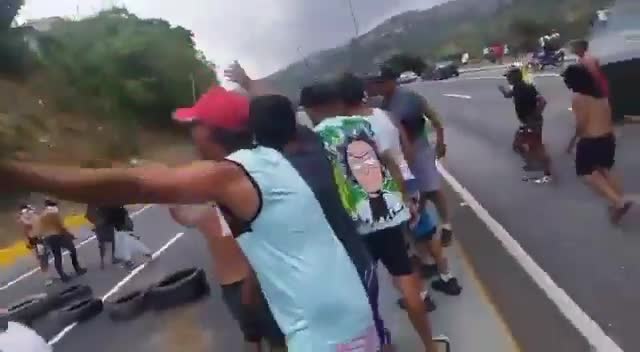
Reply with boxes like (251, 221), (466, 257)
(300, 79), (438, 352)
(562, 64), (633, 225)
(336, 73), (462, 307)
(499, 66), (554, 183)
(36, 200), (86, 282)
(18, 204), (54, 286)
(368, 66), (456, 248)
(168, 204), (285, 352)
(224, 62), (392, 349)
(0, 86), (378, 352)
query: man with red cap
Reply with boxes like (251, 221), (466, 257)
(0, 86), (377, 352)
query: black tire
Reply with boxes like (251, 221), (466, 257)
(58, 298), (104, 325)
(7, 294), (50, 324)
(147, 268), (210, 310)
(105, 289), (147, 321)
(48, 284), (93, 309)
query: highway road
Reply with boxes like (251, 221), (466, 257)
(410, 68), (640, 352)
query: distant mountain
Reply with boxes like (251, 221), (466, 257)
(266, 0), (610, 99)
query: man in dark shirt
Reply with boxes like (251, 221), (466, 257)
(499, 67), (554, 183)
(248, 94), (391, 349)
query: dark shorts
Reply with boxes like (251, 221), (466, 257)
(364, 225), (413, 277)
(576, 134), (616, 176)
(514, 124), (543, 151)
(221, 280), (285, 347)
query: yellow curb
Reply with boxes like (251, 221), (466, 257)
(0, 214), (89, 268)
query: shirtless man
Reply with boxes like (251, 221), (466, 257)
(563, 64), (632, 224)
(570, 40), (609, 98)
(168, 204), (284, 351)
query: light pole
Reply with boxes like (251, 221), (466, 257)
(345, 0), (361, 72)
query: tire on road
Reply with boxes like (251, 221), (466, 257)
(105, 290), (147, 321)
(147, 268), (210, 310)
(48, 285), (93, 309)
(58, 298), (104, 325)
(7, 294), (50, 324)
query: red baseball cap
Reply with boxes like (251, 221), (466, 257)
(173, 86), (250, 131)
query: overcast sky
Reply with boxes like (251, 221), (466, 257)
(19, 0), (446, 79)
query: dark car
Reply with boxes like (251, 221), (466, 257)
(431, 61), (459, 80)
(589, 0), (640, 123)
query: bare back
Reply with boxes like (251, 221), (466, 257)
(572, 93), (613, 138)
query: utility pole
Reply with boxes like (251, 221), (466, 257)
(345, 0), (360, 72)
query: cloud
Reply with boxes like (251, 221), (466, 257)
(20, 0), (445, 77)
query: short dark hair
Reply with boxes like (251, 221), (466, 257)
(250, 95), (297, 151)
(562, 64), (603, 98)
(571, 39), (589, 51)
(337, 73), (366, 105)
(209, 127), (254, 152)
(299, 81), (341, 108)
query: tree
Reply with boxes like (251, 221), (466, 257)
(0, 0), (23, 30)
(508, 17), (547, 53)
(37, 7), (217, 127)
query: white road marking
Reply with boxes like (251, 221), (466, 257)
(568, 107), (573, 111)
(443, 94), (472, 99)
(47, 231), (185, 345)
(436, 161), (624, 352)
(432, 73), (561, 82)
(0, 205), (153, 290)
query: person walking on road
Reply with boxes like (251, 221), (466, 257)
(368, 66), (456, 247)
(498, 66), (554, 183)
(563, 64), (633, 224)
(337, 73), (462, 300)
(18, 204), (54, 286)
(85, 204), (118, 270)
(37, 200), (86, 282)
(169, 204), (285, 352)
(301, 81), (438, 352)
(0, 87), (378, 352)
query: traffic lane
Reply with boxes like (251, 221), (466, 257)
(0, 206), (183, 341)
(54, 226), (243, 352)
(418, 88), (640, 350)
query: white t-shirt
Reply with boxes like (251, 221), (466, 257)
(0, 321), (52, 352)
(367, 108), (415, 181)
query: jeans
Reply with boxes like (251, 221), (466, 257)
(44, 234), (82, 279)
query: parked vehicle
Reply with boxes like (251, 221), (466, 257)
(431, 61), (459, 80)
(397, 71), (419, 84)
(589, 0), (640, 123)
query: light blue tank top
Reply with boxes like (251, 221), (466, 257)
(226, 146), (374, 352)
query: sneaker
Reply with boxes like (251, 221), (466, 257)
(431, 278), (462, 296)
(610, 201), (633, 225)
(534, 175), (552, 184)
(75, 268), (87, 276)
(441, 228), (453, 247)
(44, 279), (54, 287)
(420, 264), (439, 279)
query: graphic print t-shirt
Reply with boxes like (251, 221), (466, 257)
(314, 116), (409, 235)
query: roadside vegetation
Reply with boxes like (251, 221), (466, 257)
(0, 2), (215, 245)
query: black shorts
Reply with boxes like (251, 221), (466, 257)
(576, 134), (616, 176)
(221, 280), (285, 347)
(364, 224), (413, 277)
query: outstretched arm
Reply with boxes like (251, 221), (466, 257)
(1, 160), (239, 206)
(224, 61), (281, 97)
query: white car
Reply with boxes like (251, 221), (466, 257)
(397, 71), (418, 84)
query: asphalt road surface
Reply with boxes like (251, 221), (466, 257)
(1, 202), (517, 352)
(409, 68), (640, 351)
